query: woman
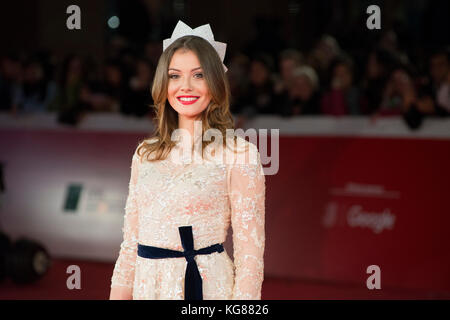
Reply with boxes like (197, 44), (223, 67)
(237, 53), (278, 116)
(320, 56), (367, 116)
(279, 65), (321, 116)
(11, 58), (56, 114)
(48, 54), (90, 125)
(109, 21), (266, 300)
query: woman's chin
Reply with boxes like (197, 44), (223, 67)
(178, 112), (202, 120)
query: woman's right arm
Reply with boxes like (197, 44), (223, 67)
(110, 150), (140, 299)
(228, 142), (266, 300)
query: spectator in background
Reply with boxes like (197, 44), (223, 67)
(362, 48), (398, 114)
(436, 71), (450, 115)
(48, 54), (90, 125)
(379, 65), (416, 116)
(11, 58), (56, 113)
(144, 40), (163, 68)
(122, 57), (154, 117)
(378, 29), (400, 55)
(106, 35), (129, 62)
(307, 35), (341, 86)
(85, 59), (128, 112)
(279, 65), (320, 116)
(227, 52), (250, 115)
(0, 54), (22, 113)
(378, 64), (436, 129)
(321, 56), (367, 116)
(104, 60), (128, 112)
(274, 49), (304, 95)
(237, 53), (278, 117)
(429, 47), (450, 115)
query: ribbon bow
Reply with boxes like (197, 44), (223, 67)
(163, 20), (228, 72)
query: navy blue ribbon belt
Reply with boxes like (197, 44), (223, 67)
(137, 225), (224, 300)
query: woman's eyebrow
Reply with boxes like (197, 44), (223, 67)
(168, 67), (202, 72)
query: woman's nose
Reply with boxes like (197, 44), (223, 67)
(181, 76), (193, 91)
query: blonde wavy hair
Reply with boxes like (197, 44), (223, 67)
(136, 35), (243, 162)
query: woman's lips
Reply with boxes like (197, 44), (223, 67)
(177, 96), (200, 105)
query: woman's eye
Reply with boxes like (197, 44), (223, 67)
(168, 73), (203, 79)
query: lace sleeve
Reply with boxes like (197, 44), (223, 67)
(228, 142), (266, 300)
(111, 150), (140, 289)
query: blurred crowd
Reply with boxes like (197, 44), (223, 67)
(229, 36), (449, 129)
(0, 32), (449, 129)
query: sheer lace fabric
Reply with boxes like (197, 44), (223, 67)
(111, 136), (265, 299)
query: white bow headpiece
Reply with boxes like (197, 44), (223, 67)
(163, 20), (228, 72)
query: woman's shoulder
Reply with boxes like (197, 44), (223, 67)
(143, 137), (159, 145)
(227, 135), (259, 152)
(133, 137), (160, 162)
(224, 135), (260, 166)
(137, 137), (159, 150)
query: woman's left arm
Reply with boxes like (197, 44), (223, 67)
(110, 150), (140, 299)
(229, 143), (266, 300)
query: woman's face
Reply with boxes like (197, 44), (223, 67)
(167, 49), (211, 120)
(332, 64), (353, 89)
(290, 75), (313, 101)
(391, 69), (412, 94)
(367, 53), (381, 79)
(280, 58), (297, 83)
(250, 61), (269, 86)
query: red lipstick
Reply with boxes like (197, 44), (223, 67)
(177, 96), (200, 105)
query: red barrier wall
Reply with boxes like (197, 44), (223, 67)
(264, 135), (450, 291)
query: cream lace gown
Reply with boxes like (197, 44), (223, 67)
(110, 136), (265, 300)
